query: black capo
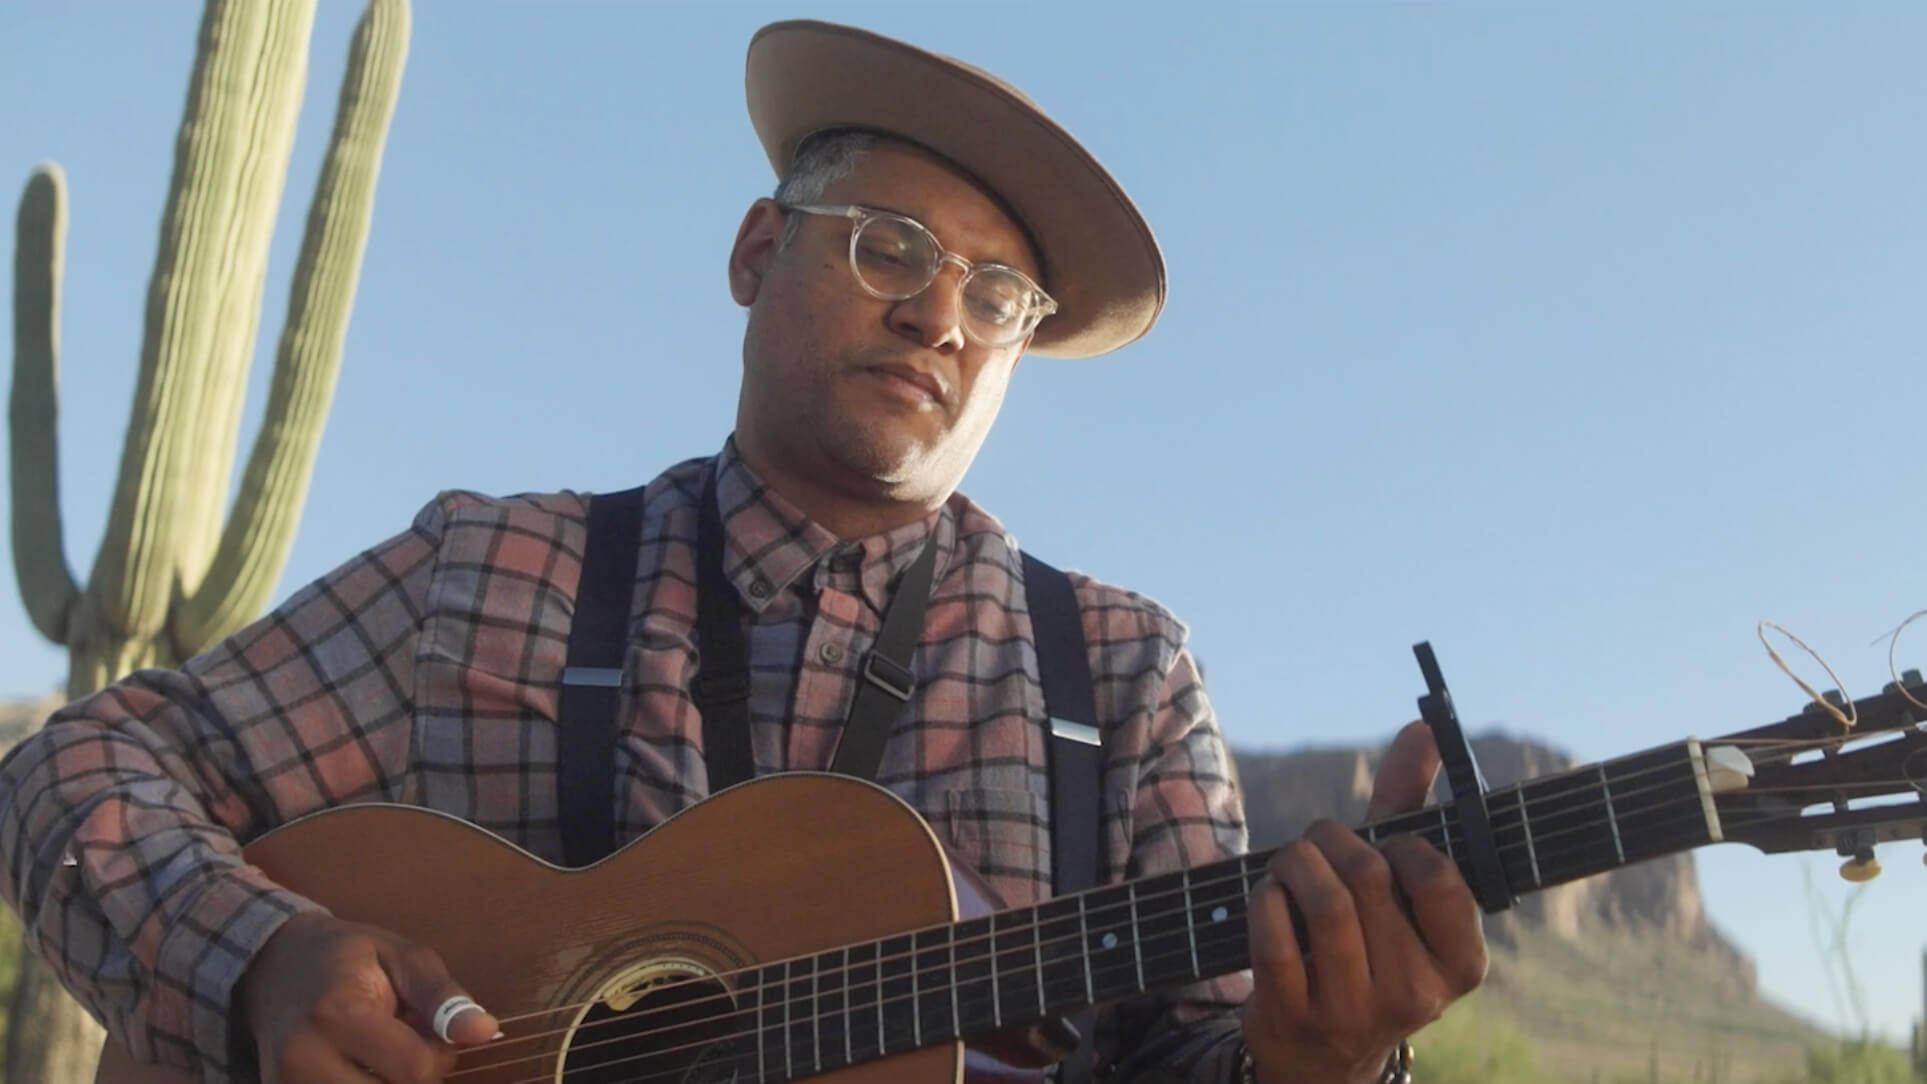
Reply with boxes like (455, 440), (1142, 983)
(1412, 642), (1516, 914)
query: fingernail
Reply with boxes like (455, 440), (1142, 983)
(492, 1030), (505, 1041)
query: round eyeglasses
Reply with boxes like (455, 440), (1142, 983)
(781, 202), (1057, 348)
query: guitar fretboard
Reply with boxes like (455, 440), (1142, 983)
(728, 740), (1719, 1083)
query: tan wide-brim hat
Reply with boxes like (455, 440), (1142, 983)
(745, 20), (1165, 359)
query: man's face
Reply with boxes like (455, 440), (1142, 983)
(728, 143), (1043, 511)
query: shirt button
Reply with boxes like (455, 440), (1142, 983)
(820, 642), (845, 664)
(748, 579), (771, 599)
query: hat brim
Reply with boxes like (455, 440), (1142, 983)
(745, 20), (1165, 359)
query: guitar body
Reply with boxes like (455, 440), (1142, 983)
(96, 773), (1049, 1084)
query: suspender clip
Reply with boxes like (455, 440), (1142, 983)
(862, 651), (916, 702)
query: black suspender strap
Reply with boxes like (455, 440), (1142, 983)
(695, 470), (938, 791)
(695, 478), (756, 793)
(556, 485), (646, 868)
(1021, 551), (1105, 1084)
(826, 535), (938, 780)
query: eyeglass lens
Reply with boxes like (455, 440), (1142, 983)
(851, 216), (1038, 345)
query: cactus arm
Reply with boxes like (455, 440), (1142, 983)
(10, 164), (80, 645)
(174, 0), (318, 598)
(176, 0), (410, 652)
(86, 0), (271, 646)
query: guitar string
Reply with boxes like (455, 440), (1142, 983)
(452, 917), (1275, 1084)
(442, 782), (1714, 1084)
(441, 778), (1911, 1084)
(472, 745), (1717, 1037)
(1878, 609), (1927, 713)
(440, 770), (1866, 1084)
(1758, 620), (1858, 730)
(453, 731), (1916, 1068)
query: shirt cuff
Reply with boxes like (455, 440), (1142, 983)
(147, 866), (326, 1084)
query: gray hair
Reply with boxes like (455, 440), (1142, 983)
(773, 129), (880, 245)
(766, 128), (1047, 282)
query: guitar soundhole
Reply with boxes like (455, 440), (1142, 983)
(560, 972), (749, 1084)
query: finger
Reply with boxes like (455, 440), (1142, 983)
(1267, 836), (1370, 1020)
(1304, 822), (1430, 983)
(1366, 720), (1442, 821)
(1244, 863), (1309, 1018)
(378, 941), (502, 1046)
(1383, 834), (1488, 994)
(334, 1014), (460, 1084)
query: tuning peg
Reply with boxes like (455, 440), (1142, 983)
(1840, 854), (1883, 882)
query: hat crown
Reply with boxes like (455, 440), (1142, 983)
(746, 19), (1164, 359)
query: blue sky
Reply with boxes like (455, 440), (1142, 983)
(4, 0), (1925, 1050)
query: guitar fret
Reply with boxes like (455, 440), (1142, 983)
(837, 947), (852, 1070)
(949, 929), (961, 1039)
(990, 931), (1002, 1028)
(1032, 909), (1047, 1018)
(1183, 867), (1200, 978)
(1599, 763), (1626, 865)
(783, 958), (795, 1081)
(910, 934), (922, 1047)
(1515, 789), (1543, 888)
(1438, 807), (1455, 859)
(1078, 900), (1095, 1003)
(752, 962), (768, 1084)
(1128, 881), (1145, 990)
(844, 941), (882, 1066)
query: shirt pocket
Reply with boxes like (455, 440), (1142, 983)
(933, 787), (1051, 906)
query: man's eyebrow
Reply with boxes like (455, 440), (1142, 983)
(863, 201), (1036, 272)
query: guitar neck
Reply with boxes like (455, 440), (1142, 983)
(735, 739), (1723, 1066)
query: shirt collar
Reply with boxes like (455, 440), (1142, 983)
(709, 437), (959, 616)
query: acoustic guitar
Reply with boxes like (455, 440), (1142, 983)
(93, 659), (1927, 1084)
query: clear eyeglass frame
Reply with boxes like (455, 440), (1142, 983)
(780, 202), (1058, 347)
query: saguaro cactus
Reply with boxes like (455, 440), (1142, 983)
(7, 1), (410, 1080)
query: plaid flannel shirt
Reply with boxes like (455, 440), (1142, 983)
(0, 439), (1252, 1084)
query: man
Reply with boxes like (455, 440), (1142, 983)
(0, 20), (1484, 1084)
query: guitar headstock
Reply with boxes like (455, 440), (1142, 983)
(1705, 669), (1927, 880)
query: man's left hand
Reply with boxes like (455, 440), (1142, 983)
(1240, 720), (1488, 1084)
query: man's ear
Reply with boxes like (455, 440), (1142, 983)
(728, 199), (787, 306)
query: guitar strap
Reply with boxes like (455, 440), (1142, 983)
(557, 483), (1105, 1084)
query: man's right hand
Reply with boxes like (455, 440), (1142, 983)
(240, 912), (502, 1084)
